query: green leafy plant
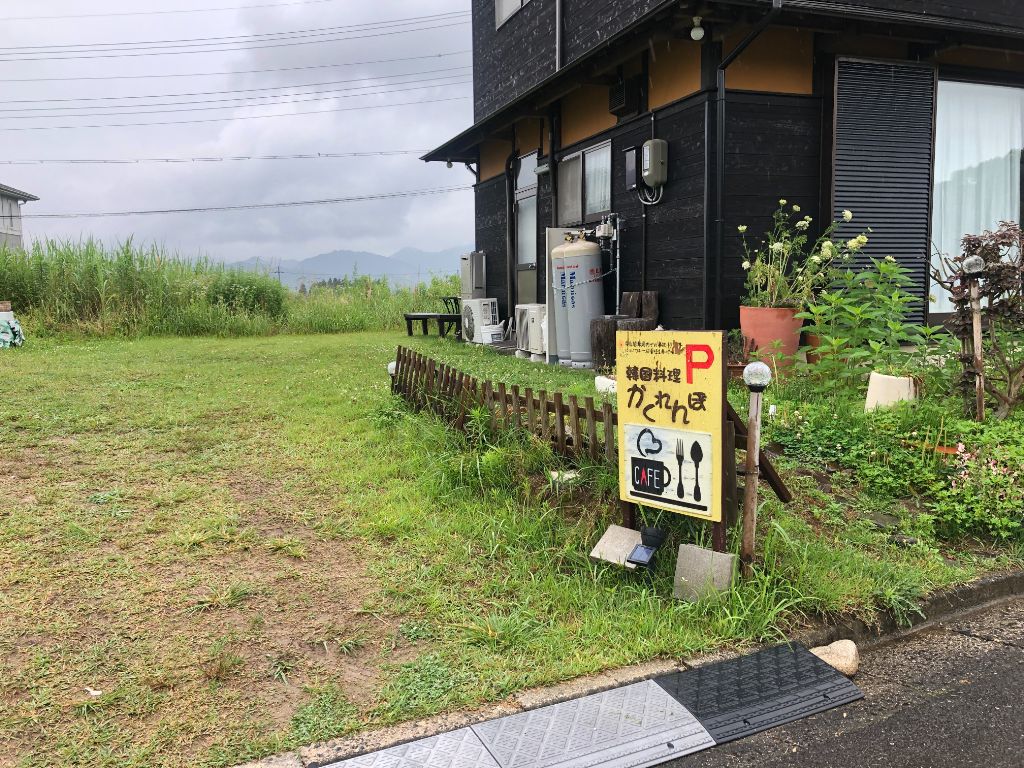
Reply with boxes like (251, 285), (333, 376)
(798, 257), (934, 390)
(739, 203), (864, 308)
(931, 439), (1024, 540)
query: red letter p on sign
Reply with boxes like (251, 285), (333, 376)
(685, 345), (715, 384)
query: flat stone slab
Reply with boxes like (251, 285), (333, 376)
(471, 680), (714, 768)
(590, 525), (642, 570)
(672, 544), (737, 602)
(322, 728), (500, 768)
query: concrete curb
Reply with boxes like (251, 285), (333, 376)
(236, 569), (1024, 768)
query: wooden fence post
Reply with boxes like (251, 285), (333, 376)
(585, 397), (598, 461)
(539, 391), (550, 445)
(553, 392), (567, 456)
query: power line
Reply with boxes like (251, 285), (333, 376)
(0, 20), (469, 62)
(1, 0), (347, 22)
(1, 65), (471, 106)
(0, 11), (468, 53)
(0, 95), (469, 131)
(0, 50), (470, 83)
(0, 150), (429, 166)
(21, 185), (472, 219)
(0, 76), (471, 118)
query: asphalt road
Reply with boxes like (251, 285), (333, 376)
(671, 597), (1024, 768)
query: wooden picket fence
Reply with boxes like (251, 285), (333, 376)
(391, 346), (619, 463)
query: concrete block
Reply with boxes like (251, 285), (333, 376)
(590, 525), (642, 570)
(673, 544), (737, 602)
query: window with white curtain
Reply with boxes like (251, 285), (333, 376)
(932, 80), (1024, 314)
(558, 154), (583, 226)
(584, 143), (612, 217)
(558, 141), (612, 226)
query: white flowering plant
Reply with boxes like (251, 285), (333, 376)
(739, 202), (864, 308)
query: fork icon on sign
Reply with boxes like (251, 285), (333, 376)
(675, 439), (686, 499)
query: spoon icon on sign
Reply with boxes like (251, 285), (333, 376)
(690, 441), (704, 502)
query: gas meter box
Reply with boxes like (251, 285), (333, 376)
(641, 139), (668, 188)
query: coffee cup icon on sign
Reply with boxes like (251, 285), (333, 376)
(631, 457), (673, 496)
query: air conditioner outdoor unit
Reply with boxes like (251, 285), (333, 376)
(460, 251), (486, 300)
(526, 304), (547, 358)
(515, 304), (532, 357)
(514, 303), (546, 359)
(462, 298), (500, 344)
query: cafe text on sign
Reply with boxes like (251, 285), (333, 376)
(615, 331), (725, 522)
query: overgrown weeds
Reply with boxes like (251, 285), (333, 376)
(1, 238), (458, 338)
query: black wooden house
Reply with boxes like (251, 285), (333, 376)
(424, 0), (1024, 329)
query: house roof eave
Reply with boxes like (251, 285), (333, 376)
(0, 183), (39, 202)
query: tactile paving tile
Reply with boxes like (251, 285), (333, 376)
(470, 679), (714, 768)
(323, 727), (501, 768)
(655, 642), (863, 744)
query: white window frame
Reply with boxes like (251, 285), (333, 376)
(496, 0), (531, 29)
(557, 140), (612, 226)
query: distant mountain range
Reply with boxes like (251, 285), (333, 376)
(232, 244), (471, 289)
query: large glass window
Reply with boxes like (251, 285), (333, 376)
(557, 141), (612, 226)
(932, 80), (1024, 313)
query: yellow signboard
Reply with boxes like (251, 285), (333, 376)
(616, 331), (725, 522)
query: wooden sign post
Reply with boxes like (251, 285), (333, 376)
(616, 331), (728, 549)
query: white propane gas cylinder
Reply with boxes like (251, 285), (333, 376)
(550, 241), (572, 363)
(561, 239), (604, 367)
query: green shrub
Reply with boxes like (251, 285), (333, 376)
(930, 427), (1024, 540)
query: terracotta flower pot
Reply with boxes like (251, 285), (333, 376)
(803, 331), (823, 364)
(739, 306), (803, 366)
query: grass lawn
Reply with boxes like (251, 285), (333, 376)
(0, 332), (1015, 767)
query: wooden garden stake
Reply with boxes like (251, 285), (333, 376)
(740, 361), (772, 577)
(964, 256), (986, 422)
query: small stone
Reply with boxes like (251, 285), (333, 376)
(810, 639), (859, 677)
(673, 544), (737, 602)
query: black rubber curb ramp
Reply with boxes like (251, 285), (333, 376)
(654, 643), (863, 744)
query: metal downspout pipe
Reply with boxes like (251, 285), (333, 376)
(555, 0), (563, 71)
(505, 150), (518, 318)
(709, 0), (783, 330)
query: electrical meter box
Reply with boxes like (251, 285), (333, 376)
(641, 139), (668, 188)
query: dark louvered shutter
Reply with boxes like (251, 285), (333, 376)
(833, 59), (936, 322)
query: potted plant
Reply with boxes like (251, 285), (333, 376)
(738, 203), (861, 365)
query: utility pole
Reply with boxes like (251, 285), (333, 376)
(276, 265), (283, 285)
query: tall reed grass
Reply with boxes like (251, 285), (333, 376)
(0, 239), (459, 337)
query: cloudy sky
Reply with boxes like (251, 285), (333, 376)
(0, 0), (474, 263)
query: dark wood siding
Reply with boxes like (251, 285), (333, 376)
(832, 59), (936, 320)
(473, 0), (556, 122)
(473, 0), (673, 121)
(723, 92), (823, 330)
(561, 0), (665, 64)
(552, 95), (708, 330)
(475, 176), (510, 317)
